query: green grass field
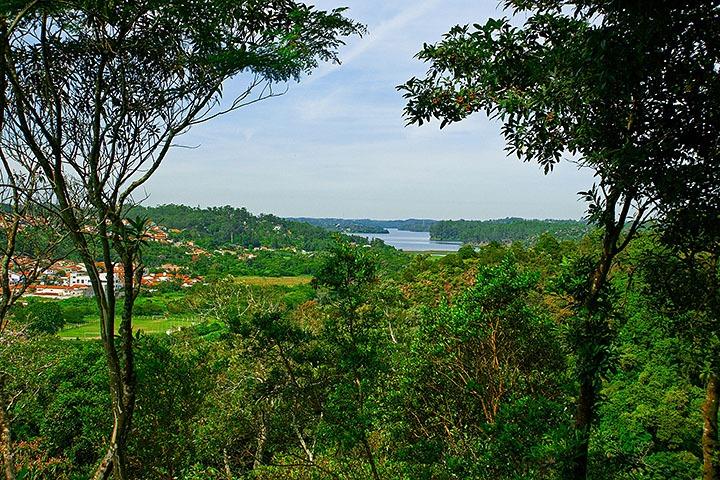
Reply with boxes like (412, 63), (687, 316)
(234, 275), (313, 287)
(402, 250), (451, 258)
(56, 275), (313, 339)
(58, 314), (198, 340)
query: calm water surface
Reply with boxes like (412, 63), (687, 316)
(356, 229), (461, 252)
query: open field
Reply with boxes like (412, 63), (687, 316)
(58, 314), (198, 339)
(56, 276), (312, 339)
(234, 275), (313, 287)
(401, 250), (451, 258)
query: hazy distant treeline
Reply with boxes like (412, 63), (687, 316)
(290, 217), (437, 233)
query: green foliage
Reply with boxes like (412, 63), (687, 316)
(1, 230), (716, 478)
(15, 301), (66, 334)
(313, 240), (388, 459)
(57, 297), (98, 325)
(134, 204), (340, 251)
(1, 338), (109, 478)
(132, 298), (166, 317)
(430, 218), (589, 244)
(395, 256), (570, 478)
(292, 217), (437, 233)
(591, 301), (704, 479)
(456, 243), (477, 260)
(313, 239), (377, 299)
(196, 250), (323, 278)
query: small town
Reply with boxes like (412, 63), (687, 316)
(12, 223), (204, 299)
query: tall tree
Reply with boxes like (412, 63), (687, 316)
(313, 239), (386, 480)
(655, 185), (720, 479)
(399, 1), (719, 477)
(0, 51), (68, 478)
(0, 172), (66, 480)
(0, 1), (362, 478)
(401, 256), (567, 478)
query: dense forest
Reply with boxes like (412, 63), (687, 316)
(4, 232), (718, 479)
(429, 218), (590, 244)
(134, 205), (338, 251)
(0, 1), (717, 480)
(131, 206), (414, 279)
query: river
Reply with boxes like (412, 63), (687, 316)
(356, 228), (462, 252)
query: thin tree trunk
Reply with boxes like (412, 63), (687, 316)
(93, 256), (138, 480)
(570, 286), (608, 479)
(569, 193), (631, 480)
(703, 374), (719, 480)
(92, 371), (135, 480)
(362, 436), (381, 480)
(223, 449), (233, 480)
(94, 445), (115, 480)
(92, 353), (133, 480)
(253, 413), (268, 470)
(0, 381), (16, 480)
(572, 376), (595, 480)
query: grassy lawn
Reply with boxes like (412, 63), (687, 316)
(234, 275), (313, 287)
(56, 276), (311, 339)
(402, 251), (451, 258)
(58, 314), (198, 340)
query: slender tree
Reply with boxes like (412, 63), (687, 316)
(655, 196), (720, 480)
(0, 1), (362, 478)
(0, 45), (68, 479)
(0, 170), (66, 480)
(399, 1), (719, 477)
(313, 239), (385, 480)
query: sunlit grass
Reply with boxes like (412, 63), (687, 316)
(233, 275), (313, 287)
(58, 314), (198, 340)
(57, 276), (312, 339)
(401, 250), (450, 258)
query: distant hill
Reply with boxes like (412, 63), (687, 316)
(119, 205), (410, 277)
(430, 218), (590, 244)
(290, 217), (437, 233)
(130, 207), (589, 250)
(133, 204), (339, 251)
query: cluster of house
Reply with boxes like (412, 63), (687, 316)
(146, 224), (210, 259)
(0, 221), (211, 300)
(141, 265), (201, 289)
(22, 260), (201, 299)
(19, 261), (116, 299)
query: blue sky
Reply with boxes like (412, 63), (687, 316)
(145, 0), (593, 220)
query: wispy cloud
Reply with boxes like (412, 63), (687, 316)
(153, 0), (594, 219)
(307, 0), (442, 83)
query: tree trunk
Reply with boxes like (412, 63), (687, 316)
(92, 386), (135, 480)
(253, 413), (268, 470)
(568, 199), (626, 480)
(92, 359), (134, 480)
(223, 449), (233, 480)
(362, 436), (381, 480)
(572, 376), (595, 479)
(92, 257), (138, 480)
(703, 374), (719, 480)
(0, 380), (16, 480)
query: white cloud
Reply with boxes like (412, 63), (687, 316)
(154, 0), (595, 219)
(307, 0), (443, 83)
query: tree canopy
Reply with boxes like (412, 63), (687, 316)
(0, 1), (363, 478)
(399, 1), (720, 478)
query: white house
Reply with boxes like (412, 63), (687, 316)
(69, 272), (121, 289)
